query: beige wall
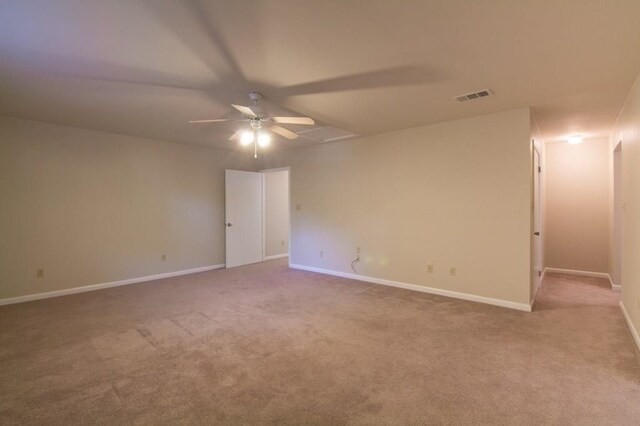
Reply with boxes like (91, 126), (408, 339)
(261, 108), (533, 306)
(544, 138), (609, 273)
(263, 169), (289, 257)
(610, 70), (640, 342)
(0, 117), (254, 300)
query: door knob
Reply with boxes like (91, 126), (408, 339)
(226, 223), (233, 227)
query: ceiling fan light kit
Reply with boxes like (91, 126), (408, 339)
(188, 92), (314, 158)
(240, 131), (254, 145)
(257, 132), (271, 147)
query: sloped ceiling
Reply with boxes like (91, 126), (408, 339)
(1, 0), (640, 149)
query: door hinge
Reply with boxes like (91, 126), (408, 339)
(538, 166), (541, 173)
(538, 270), (542, 277)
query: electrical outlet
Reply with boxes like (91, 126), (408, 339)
(281, 240), (285, 246)
(449, 267), (456, 277)
(36, 268), (44, 278)
(320, 250), (324, 258)
(161, 254), (166, 261)
(427, 264), (433, 273)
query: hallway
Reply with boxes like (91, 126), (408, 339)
(532, 272), (639, 399)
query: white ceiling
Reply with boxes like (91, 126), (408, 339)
(1, 0), (640, 149)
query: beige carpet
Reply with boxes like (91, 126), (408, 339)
(1, 260), (639, 425)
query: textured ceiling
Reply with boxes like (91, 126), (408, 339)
(1, 0), (640, 150)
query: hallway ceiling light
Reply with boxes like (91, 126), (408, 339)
(568, 135), (583, 144)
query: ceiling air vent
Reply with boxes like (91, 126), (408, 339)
(455, 89), (493, 103)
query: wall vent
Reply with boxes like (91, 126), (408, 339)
(454, 89), (493, 103)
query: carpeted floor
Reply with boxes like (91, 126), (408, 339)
(1, 260), (639, 425)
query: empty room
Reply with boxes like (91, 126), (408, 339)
(1, 1), (640, 424)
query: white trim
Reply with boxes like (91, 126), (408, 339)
(0, 264), (225, 306)
(259, 167), (290, 173)
(264, 253), (289, 261)
(543, 267), (618, 290)
(620, 301), (640, 353)
(261, 171), (266, 261)
(544, 267), (609, 279)
(290, 264), (531, 312)
(612, 283), (622, 291)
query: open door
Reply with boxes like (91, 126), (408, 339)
(225, 170), (263, 268)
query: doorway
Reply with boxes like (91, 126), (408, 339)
(612, 142), (622, 288)
(262, 168), (290, 261)
(224, 168), (290, 268)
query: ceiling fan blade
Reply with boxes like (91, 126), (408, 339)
(229, 129), (244, 141)
(278, 65), (438, 97)
(231, 104), (257, 118)
(188, 118), (231, 124)
(268, 125), (298, 140)
(271, 116), (315, 125)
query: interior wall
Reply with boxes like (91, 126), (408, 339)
(544, 138), (609, 273)
(263, 169), (289, 258)
(610, 70), (640, 341)
(0, 117), (255, 300)
(261, 108), (533, 306)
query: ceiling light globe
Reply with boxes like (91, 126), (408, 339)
(240, 131), (254, 146)
(258, 132), (271, 147)
(568, 135), (583, 145)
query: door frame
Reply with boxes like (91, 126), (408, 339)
(533, 141), (544, 293)
(612, 141), (623, 288)
(260, 167), (291, 263)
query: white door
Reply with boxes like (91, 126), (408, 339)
(533, 147), (542, 290)
(225, 170), (263, 268)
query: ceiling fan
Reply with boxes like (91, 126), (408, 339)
(188, 92), (315, 157)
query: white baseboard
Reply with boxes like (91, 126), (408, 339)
(289, 264), (531, 312)
(264, 253), (289, 261)
(544, 267), (617, 290)
(0, 264), (225, 306)
(620, 301), (640, 353)
(544, 267), (609, 279)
